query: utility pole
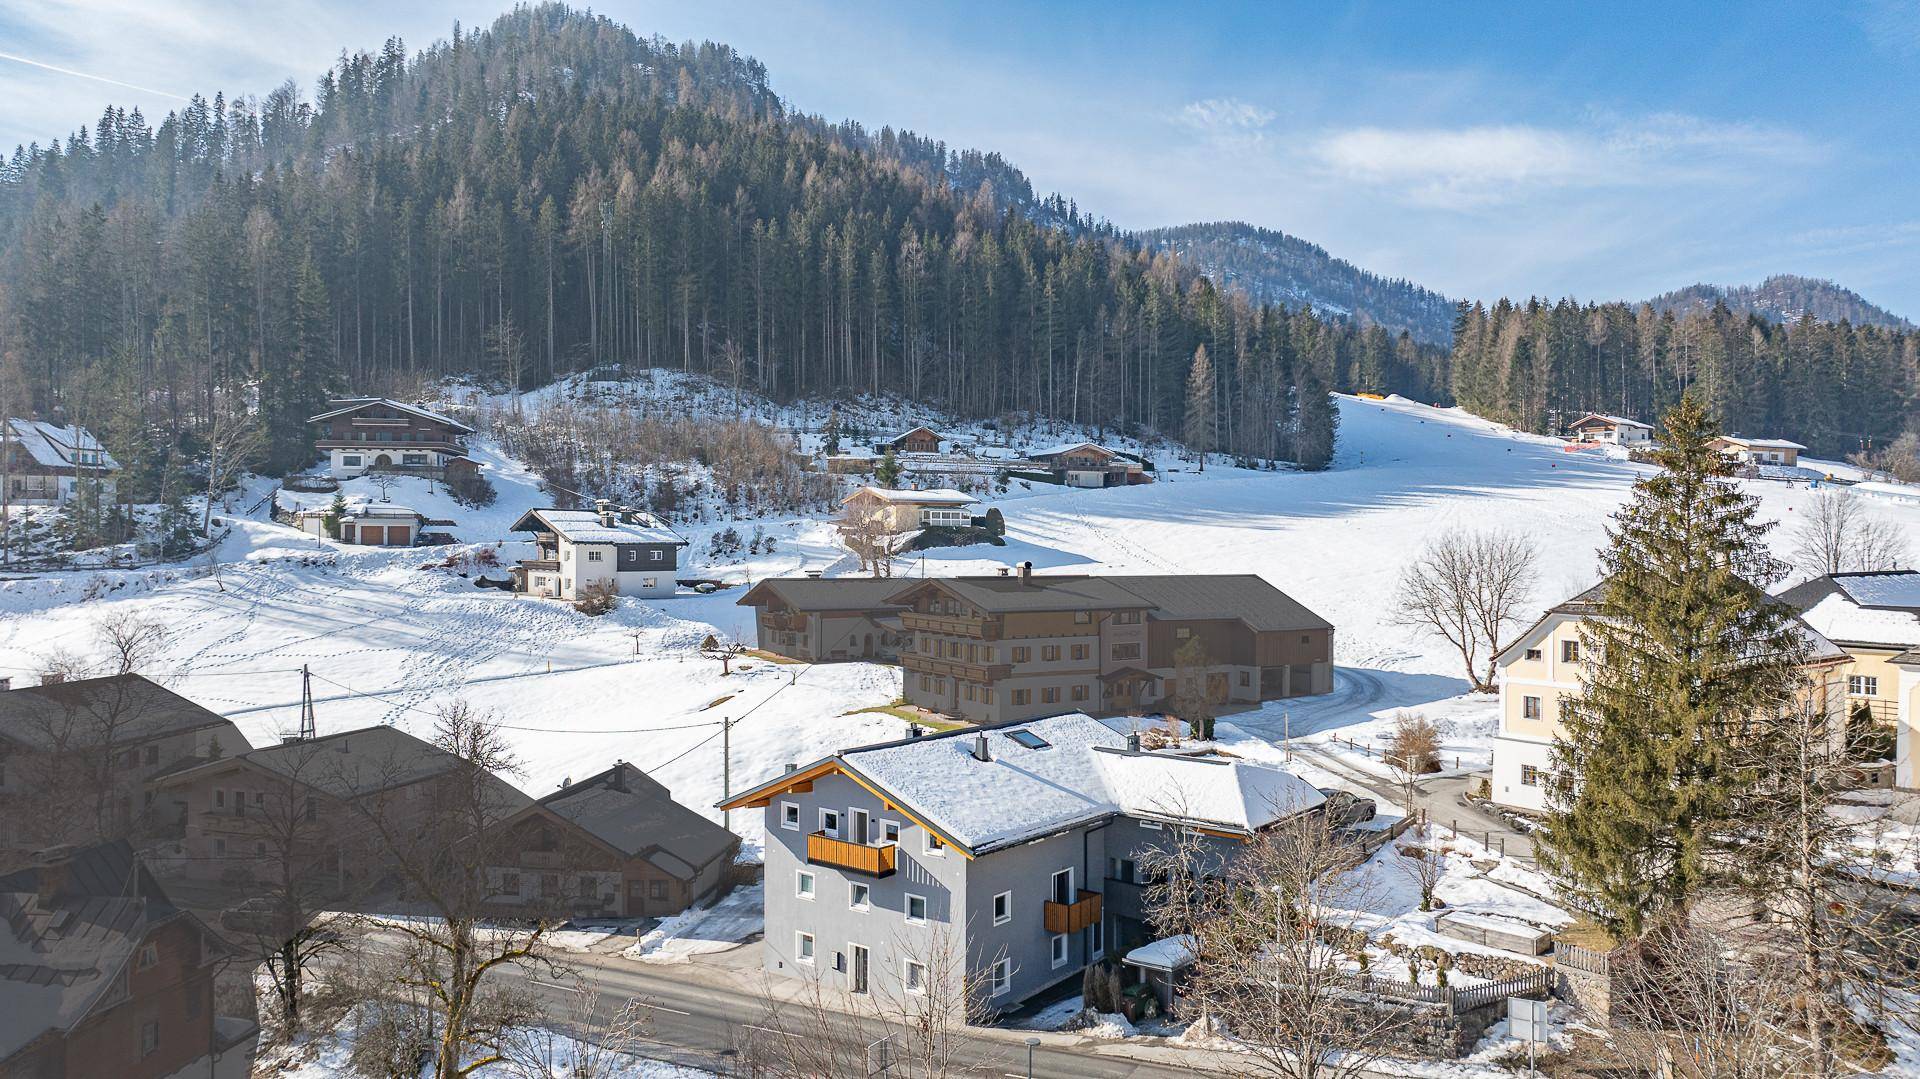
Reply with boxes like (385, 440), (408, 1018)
(721, 715), (733, 830)
(298, 665), (316, 741)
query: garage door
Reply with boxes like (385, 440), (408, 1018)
(360, 525), (385, 545)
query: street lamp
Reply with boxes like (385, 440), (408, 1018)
(1025, 1036), (1040, 1078)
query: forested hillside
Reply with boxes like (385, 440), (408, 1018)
(0, 3), (1444, 504)
(1647, 274), (1914, 332)
(1137, 221), (1458, 346)
(1447, 297), (1920, 458)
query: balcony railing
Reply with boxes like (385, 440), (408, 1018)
(901, 612), (1003, 641)
(807, 832), (897, 878)
(901, 652), (1012, 683)
(1043, 890), (1102, 934)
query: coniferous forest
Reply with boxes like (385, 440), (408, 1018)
(0, 3), (1415, 500)
(1447, 298), (1920, 460)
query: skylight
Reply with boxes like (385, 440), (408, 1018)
(1005, 729), (1050, 750)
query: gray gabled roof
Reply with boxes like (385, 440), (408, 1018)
(0, 841), (207, 1060)
(527, 763), (738, 876)
(0, 675), (241, 753)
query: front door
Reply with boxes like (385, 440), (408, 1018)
(850, 944), (869, 994)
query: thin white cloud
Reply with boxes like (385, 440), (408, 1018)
(1307, 114), (1825, 209)
(1178, 97), (1275, 133)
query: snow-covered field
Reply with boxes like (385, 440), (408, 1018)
(3, 388), (1915, 862)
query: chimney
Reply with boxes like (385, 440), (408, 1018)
(1126, 732), (1141, 752)
(39, 673), (64, 686)
(972, 733), (991, 762)
(1019, 561), (1034, 585)
(30, 846), (76, 906)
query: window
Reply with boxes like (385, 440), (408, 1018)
(1850, 675), (1879, 697)
(1007, 730), (1050, 750)
(1071, 684), (1089, 702)
(137, 943), (159, 970)
(1113, 611), (1141, 625)
(904, 959), (928, 993)
(1520, 764), (1541, 787)
(905, 893), (928, 924)
(587, 549), (603, 562)
(796, 871), (816, 899)
(781, 802), (801, 830)
(141, 1020), (160, 1057)
(990, 958), (1014, 996)
(925, 830), (946, 855)
(1041, 645), (1061, 662)
(1010, 689), (1031, 706)
(992, 891), (1012, 925)
(850, 883), (871, 911)
(1011, 646), (1031, 663)
(1050, 933), (1069, 968)
(1111, 643), (1141, 661)
(1522, 696), (1542, 720)
(1041, 686), (1061, 704)
(796, 932), (816, 964)
(1071, 643), (1089, 661)
(1524, 647), (1543, 662)
(1561, 640), (1580, 663)
(819, 809), (841, 837)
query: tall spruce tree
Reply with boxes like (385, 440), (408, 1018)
(1538, 395), (1810, 938)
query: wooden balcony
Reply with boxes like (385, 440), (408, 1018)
(807, 832), (897, 878)
(901, 652), (1012, 683)
(901, 612), (1003, 641)
(1043, 890), (1102, 934)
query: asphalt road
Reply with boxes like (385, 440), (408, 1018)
(509, 949), (1212, 1077)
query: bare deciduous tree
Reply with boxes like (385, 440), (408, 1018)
(1142, 812), (1417, 1079)
(839, 501), (905, 578)
(344, 702), (558, 1079)
(1793, 490), (1909, 577)
(1393, 530), (1538, 692)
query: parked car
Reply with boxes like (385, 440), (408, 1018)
(1319, 789), (1377, 829)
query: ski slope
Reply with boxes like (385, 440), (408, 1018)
(1, 393), (1910, 856)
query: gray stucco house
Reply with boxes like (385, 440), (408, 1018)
(719, 712), (1324, 1011)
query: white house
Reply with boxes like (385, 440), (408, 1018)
(1564, 414), (1652, 446)
(1710, 435), (1806, 468)
(840, 487), (979, 532)
(510, 505), (688, 600)
(3, 418), (120, 506)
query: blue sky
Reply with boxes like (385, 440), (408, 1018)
(4, 0), (1918, 316)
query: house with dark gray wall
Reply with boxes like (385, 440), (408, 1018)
(719, 712), (1324, 1010)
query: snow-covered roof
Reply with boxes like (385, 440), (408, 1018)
(1715, 435), (1807, 451)
(511, 508), (686, 546)
(740, 712), (1324, 855)
(842, 487), (977, 506)
(5, 418), (119, 472)
(1568, 413), (1651, 430)
(308, 397), (475, 434)
(1123, 934), (1198, 972)
(1028, 441), (1116, 460)
(1783, 573), (1920, 648)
